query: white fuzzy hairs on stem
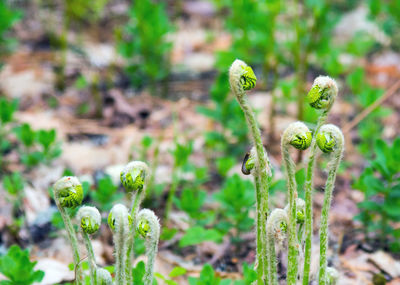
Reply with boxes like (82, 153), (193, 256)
(137, 209), (160, 285)
(108, 204), (132, 285)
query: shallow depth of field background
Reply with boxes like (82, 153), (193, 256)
(0, 0), (399, 284)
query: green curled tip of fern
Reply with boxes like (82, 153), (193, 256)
(108, 204), (133, 232)
(316, 124), (344, 154)
(137, 209), (160, 240)
(307, 76), (338, 110)
(96, 268), (112, 285)
(53, 176), (83, 208)
(283, 121), (312, 150)
(137, 219), (151, 238)
(241, 146), (272, 177)
(285, 198), (306, 224)
(120, 161), (149, 192)
(229, 59), (257, 95)
(77, 206), (101, 234)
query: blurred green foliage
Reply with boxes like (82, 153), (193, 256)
(0, 1), (20, 67)
(188, 263), (256, 285)
(0, 98), (61, 172)
(0, 245), (45, 284)
(65, 0), (108, 24)
(354, 137), (400, 252)
(14, 123), (62, 169)
(117, 0), (173, 93)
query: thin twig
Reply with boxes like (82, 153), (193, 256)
(342, 80), (400, 134)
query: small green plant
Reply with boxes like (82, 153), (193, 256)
(90, 174), (122, 211)
(0, 245), (45, 285)
(117, 0), (173, 95)
(3, 171), (25, 232)
(14, 123), (61, 168)
(0, 97), (18, 170)
(214, 174), (255, 241)
(164, 141), (194, 222)
(354, 137), (400, 252)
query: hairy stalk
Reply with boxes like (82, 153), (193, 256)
(83, 232), (97, 284)
(266, 209), (288, 285)
(57, 206), (83, 284)
(302, 76), (338, 285)
(125, 189), (144, 283)
(282, 122), (311, 284)
(108, 204), (132, 285)
(230, 59), (271, 284)
(53, 177), (84, 284)
(77, 206), (101, 285)
(137, 209), (160, 285)
(317, 125), (344, 285)
(120, 161), (149, 283)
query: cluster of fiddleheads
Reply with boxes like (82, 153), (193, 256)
(231, 59), (344, 285)
(53, 161), (160, 285)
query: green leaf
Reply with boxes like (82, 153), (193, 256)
(169, 267), (186, 278)
(0, 245), (45, 284)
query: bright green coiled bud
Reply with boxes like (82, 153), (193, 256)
(241, 146), (272, 177)
(317, 132), (336, 153)
(77, 206), (101, 234)
(316, 124), (344, 154)
(282, 121), (312, 151)
(120, 161), (149, 192)
(290, 131), (312, 150)
(53, 176), (83, 208)
(137, 219), (151, 238)
(229, 59), (257, 94)
(239, 65), (257, 91)
(307, 76), (338, 110)
(108, 204), (132, 232)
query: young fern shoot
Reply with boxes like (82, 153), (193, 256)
(316, 125), (344, 285)
(266, 209), (288, 285)
(137, 209), (160, 285)
(120, 160), (149, 283)
(77, 206), (101, 285)
(303, 76), (338, 285)
(108, 204), (133, 285)
(281, 122), (311, 284)
(230, 59), (272, 284)
(53, 176), (84, 284)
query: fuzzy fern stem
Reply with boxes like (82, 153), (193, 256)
(108, 204), (132, 285)
(302, 76), (338, 285)
(229, 59), (271, 284)
(281, 122), (311, 284)
(137, 209), (160, 285)
(53, 177), (84, 285)
(316, 125), (344, 285)
(120, 161), (149, 284)
(77, 206), (101, 285)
